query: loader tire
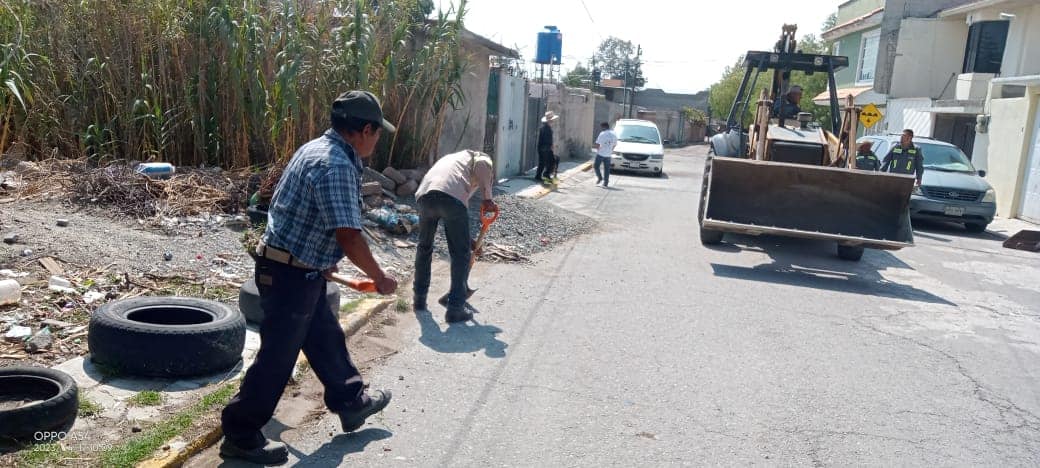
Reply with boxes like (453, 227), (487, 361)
(0, 367), (78, 451)
(837, 245), (865, 261)
(88, 297), (245, 378)
(698, 157), (724, 244)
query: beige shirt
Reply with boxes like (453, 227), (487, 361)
(416, 150), (494, 207)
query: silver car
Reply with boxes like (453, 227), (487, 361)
(859, 136), (996, 232)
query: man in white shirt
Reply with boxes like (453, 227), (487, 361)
(593, 122), (617, 187)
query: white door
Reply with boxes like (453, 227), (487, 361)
(1020, 102), (1040, 223)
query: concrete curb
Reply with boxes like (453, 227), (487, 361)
(531, 161), (593, 200)
(138, 297), (395, 468)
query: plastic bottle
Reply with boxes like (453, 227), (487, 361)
(0, 279), (21, 306)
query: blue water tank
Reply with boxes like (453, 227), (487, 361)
(535, 26), (562, 65)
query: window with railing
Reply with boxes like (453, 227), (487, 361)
(962, 21), (1009, 74)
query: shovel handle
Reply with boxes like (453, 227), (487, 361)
(327, 273), (378, 293)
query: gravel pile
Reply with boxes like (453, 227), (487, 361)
(459, 194), (596, 257)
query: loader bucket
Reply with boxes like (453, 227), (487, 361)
(702, 157), (915, 250)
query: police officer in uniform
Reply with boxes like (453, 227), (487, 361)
(881, 129), (924, 185)
(854, 141), (881, 171)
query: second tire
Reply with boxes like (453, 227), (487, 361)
(238, 279), (341, 325)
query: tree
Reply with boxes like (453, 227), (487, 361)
(823, 12), (838, 31)
(562, 64), (591, 88)
(681, 106), (707, 125)
(708, 33), (833, 129)
(593, 37), (645, 88)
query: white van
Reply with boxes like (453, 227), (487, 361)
(610, 119), (665, 176)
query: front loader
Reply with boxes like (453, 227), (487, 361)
(701, 25), (914, 261)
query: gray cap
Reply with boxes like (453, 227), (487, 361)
(788, 85), (804, 95)
(331, 90), (396, 133)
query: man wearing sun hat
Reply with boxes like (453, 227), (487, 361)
(536, 110), (559, 182)
(220, 90), (398, 465)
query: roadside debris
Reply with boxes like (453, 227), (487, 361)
(0, 279), (20, 306)
(3, 233), (18, 244)
(4, 325), (31, 342)
(56, 218), (70, 227)
(1003, 230), (1040, 252)
(25, 327), (53, 353)
(48, 276), (77, 294)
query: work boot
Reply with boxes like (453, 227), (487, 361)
(339, 390), (392, 433)
(445, 306), (473, 323)
(413, 295), (427, 311)
(219, 438), (289, 465)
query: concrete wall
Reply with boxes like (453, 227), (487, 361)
(437, 41), (491, 160)
(531, 83), (595, 159)
(883, 97), (934, 136)
(594, 94), (624, 138)
(494, 72), (527, 179)
(889, 18), (967, 99)
(837, 0), (885, 24)
(875, 0), (975, 95)
(978, 91), (1039, 218)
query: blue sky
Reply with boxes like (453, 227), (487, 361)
(438, 0), (840, 94)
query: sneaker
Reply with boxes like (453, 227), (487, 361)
(445, 307), (473, 323)
(219, 438), (289, 465)
(596, 177), (602, 184)
(339, 390), (392, 432)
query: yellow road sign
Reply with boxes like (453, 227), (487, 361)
(860, 103), (883, 128)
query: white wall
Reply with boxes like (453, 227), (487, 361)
(889, 18), (967, 99)
(985, 94), (1036, 218)
(883, 98), (934, 136)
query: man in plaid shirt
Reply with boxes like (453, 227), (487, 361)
(220, 91), (398, 465)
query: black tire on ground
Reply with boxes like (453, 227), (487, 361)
(88, 297), (246, 378)
(0, 366), (78, 450)
(837, 245), (865, 261)
(238, 279), (341, 325)
(246, 205), (268, 227)
(965, 222), (988, 233)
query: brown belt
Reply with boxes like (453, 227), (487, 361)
(255, 242), (316, 270)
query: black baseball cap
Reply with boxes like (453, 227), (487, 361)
(331, 90), (396, 133)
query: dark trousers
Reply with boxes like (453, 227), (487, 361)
(221, 257), (366, 449)
(536, 148), (554, 179)
(413, 191), (471, 308)
(594, 155), (611, 185)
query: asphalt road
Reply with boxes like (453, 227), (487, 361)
(195, 145), (1040, 466)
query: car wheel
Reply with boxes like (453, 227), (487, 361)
(88, 297), (246, 378)
(965, 222), (988, 233)
(238, 279), (341, 325)
(0, 367), (78, 451)
(837, 245), (864, 261)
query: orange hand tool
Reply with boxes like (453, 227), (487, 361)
(327, 273), (378, 293)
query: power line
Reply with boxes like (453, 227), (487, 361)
(576, 0), (604, 42)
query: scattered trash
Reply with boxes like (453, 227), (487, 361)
(0, 270), (29, 279)
(131, 425), (142, 433)
(163, 251), (174, 261)
(4, 325), (31, 342)
(3, 233), (19, 244)
(135, 162), (176, 179)
(0, 279), (21, 306)
(39, 257), (65, 276)
(47, 276), (77, 294)
(20, 249), (33, 257)
(40, 319), (74, 329)
(195, 254), (203, 260)
(82, 291), (106, 304)
(56, 219), (70, 227)
(366, 207), (420, 235)
(25, 328), (53, 353)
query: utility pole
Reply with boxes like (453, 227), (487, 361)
(623, 57), (630, 118)
(631, 44), (642, 119)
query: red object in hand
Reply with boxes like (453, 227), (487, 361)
(327, 273), (378, 293)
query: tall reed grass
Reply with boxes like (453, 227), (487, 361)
(0, 0), (467, 170)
